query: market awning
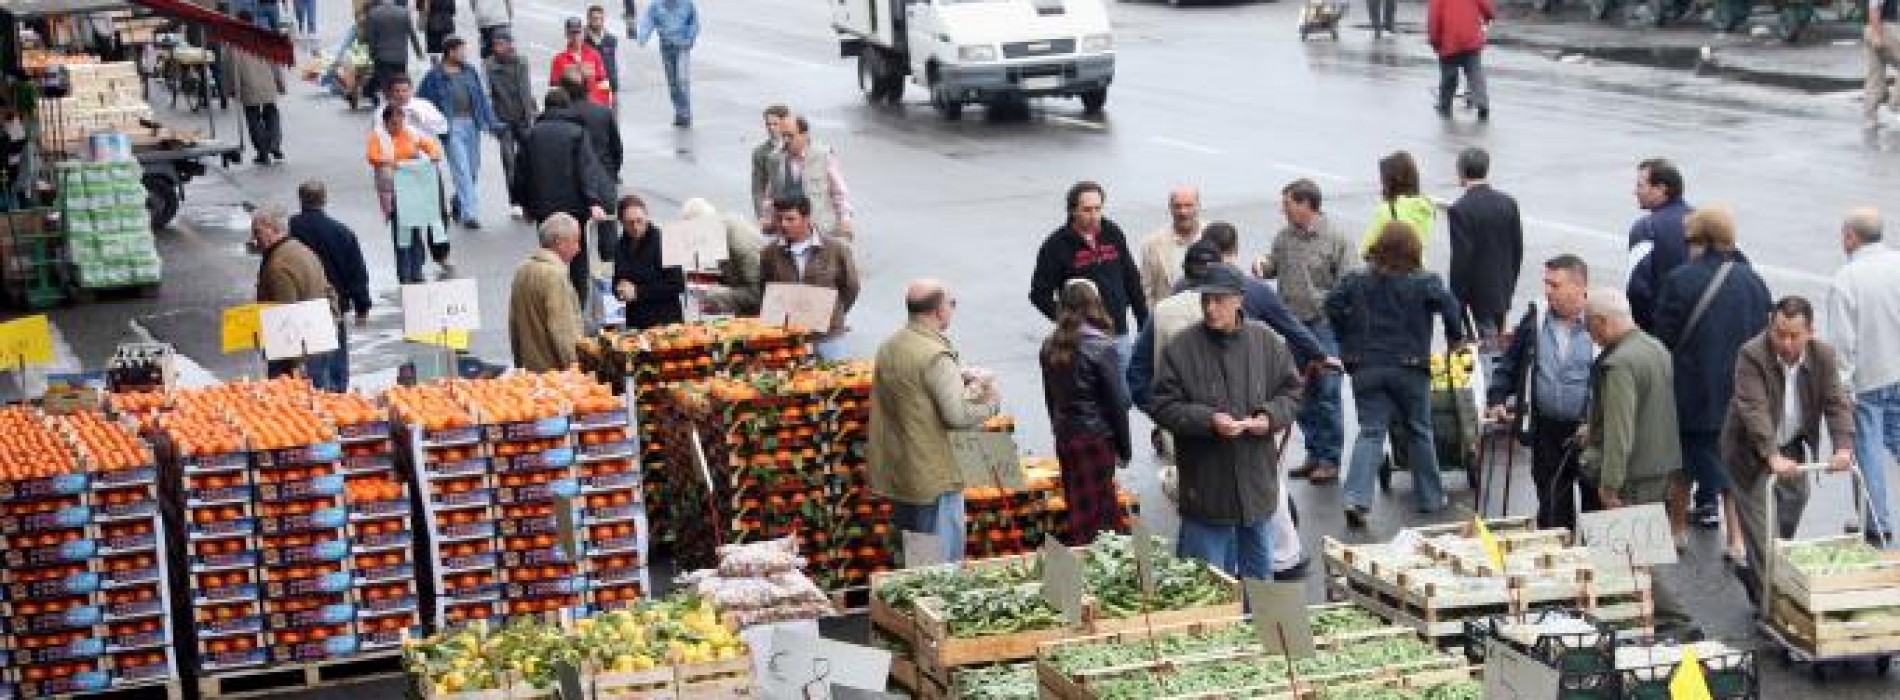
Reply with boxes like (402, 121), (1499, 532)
(129, 0), (292, 66)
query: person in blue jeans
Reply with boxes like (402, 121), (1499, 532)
(637, 0), (700, 127)
(1826, 208), (1900, 544)
(291, 0), (317, 39)
(1328, 222), (1470, 528)
(418, 37), (501, 229)
(1149, 267), (1304, 580)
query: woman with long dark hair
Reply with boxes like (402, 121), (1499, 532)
(1040, 278), (1133, 545)
(1362, 151), (1436, 253)
(1327, 222), (1469, 528)
(610, 194), (684, 329)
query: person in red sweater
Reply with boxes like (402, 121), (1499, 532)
(1428, 0), (1494, 120)
(550, 17), (614, 108)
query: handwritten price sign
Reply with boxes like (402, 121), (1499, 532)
(400, 279), (481, 337)
(1576, 503), (1678, 567)
(0, 314), (54, 370)
(259, 300), (339, 360)
(659, 217), (729, 270)
(949, 430), (1024, 490)
(759, 283), (837, 333)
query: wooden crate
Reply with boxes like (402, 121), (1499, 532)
(1085, 566), (1243, 634)
(593, 667), (678, 700)
(1036, 615), (1421, 700)
(913, 595), (1084, 684)
(1768, 593), (1900, 657)
(1770, 536), (1900, 613)
(674, 655), (752, 699)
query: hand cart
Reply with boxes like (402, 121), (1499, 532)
(1755, 463), (1900, 680)
(1298, 1), (1350, 41)
(1380, 348), (1483, 493)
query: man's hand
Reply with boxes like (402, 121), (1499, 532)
(1484, 405), (1514, 424)
(1321, 356), (1344, 372)
(837, 219), (854, 237)
(1250, 254), (1272, 278)
(1598, 488), (1623, 509)
(1830, 448), (1856, 473)
(615, 280), (637, 302)
(1574, 425), (1591, 443)
(1770, 454), (1800, 476)
(1243, 415), (1273, 436)
(1212, 412), (1244, 438)
(589, 205), (608, 221)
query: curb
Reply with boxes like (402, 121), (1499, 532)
(1486, 22), (1863, 93)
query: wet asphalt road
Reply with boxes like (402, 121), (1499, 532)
(30, 0), (1900, 696)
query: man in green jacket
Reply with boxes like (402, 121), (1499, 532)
(1582, 287), (1691, 630)
(868, 280), (1002, 564)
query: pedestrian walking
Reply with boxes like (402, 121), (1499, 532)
(1362, 151), (1435, 253)
(292, 0), (318, 42)
(611, 194), (684, 330)
(1137, 186), (1202, 311)
(250, 204), (341, 385)
(289, 181), (371, 392)
(758, 195), (861, 360)
(360, 0), (423, 104)
(560, 72), (624, 183)
(471, 0), (514, 58)
(1258, 179), (1353, 484)
(1626, 158), (1693, 332)
(1825, 208), (1900, 544)
(552, 17), (614, 107)
(1486, 255), (1599, 531)
(225, 14), (286, 166)
(418, 0), (457, 56)
(1367, 0), (1397, 38)
(765, 116), (855, 239)
(366, 104), (449, 284)
(1722, 297), (1856, 604)
(1030, 182), (1146, 343)
(1865, 1), (1900, 130)
(1580, 287), (1694, 636)
(751, 105), (790, 222)
(373, 74), (448, 140)
(1653, 207), (1771, 551)
(1196, 225), (1327, 364)
(680, 198), (767, 315)
(585, 5), (622, 95)
(484, 30), (535, 218)
(1040, 279), (1133, 546)
(1150, 266), (1304, 580)
(510, 214), (588, 372)
(1446, 147), (1523, 338)
(635, 0), (701, 127)
(511, 89), (616, 305)
(868, 280), (1003, 564)
(1328, 222), (1469, 528)
(1427, 0), (1493, 120)
(419, 36), (501, 229)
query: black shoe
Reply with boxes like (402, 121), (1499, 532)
(461, 219), (482, 230)
(1691, 504), (1721, 529)
(1477, 107), (1490, 121)
(1307, 463), (1340, 485)
(1344, 506), (1369, 529)
(1434, 104), (1451, 118)
(253, 153), (270, 165)
(1274, 556), (1312, 582)
(673, 116), (692, 128)
(1868, 530), (1894, 548)
(272, 150), (286, 160)
(1290, 461), (1319, 479)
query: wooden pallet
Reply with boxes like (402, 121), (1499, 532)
(1086, 567), (1243, 635)
(592, 667), (678, 700)
(199, 649), (405, 699)
(45, 679), (184, 700)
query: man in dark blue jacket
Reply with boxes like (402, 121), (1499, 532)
(1654, 207), (1772, 542)
(1626, 158), (1693, 333)
(287, 181), (370, 392)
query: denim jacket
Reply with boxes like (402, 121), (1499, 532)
(1324, 269), (1465, 371)
(418, 64), (499, 133)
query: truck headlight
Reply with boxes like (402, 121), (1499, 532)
(1081, 33), (1114, 52)
(957, 44), (998, 62)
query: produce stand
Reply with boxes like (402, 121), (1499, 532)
(1757, 463), (1900, 678)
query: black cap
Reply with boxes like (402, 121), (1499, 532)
(1182, 241), (1223, 281)
(565, 17), (584, 31)
(442, 35), (466, 51)
(490, 29), (514, 44)
(1196, 265), (1246, 297)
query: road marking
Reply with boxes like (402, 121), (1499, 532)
(1148, 135), (1221, 155)
(701, 42), (829, 71)
(1267, 161), (1351, 184)
(1046, 115), (1107, 131)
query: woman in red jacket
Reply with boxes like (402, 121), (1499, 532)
(1428, 0), (1495, 120)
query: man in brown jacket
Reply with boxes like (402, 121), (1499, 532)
(1721, 296), (1857, 604)
(867, 280), (1002, 564)
(509, 214), (586, 372)
(252, 205), (339, 383)
(759, 195), (859, 360)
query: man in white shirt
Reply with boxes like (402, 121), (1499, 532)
(373, 74), (448, 138)
(1138, 187), (1202, 311)
(1826, 207), (1900, 545)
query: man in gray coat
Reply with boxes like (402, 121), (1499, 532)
(361, 0), (424, 106)
(485, 30), (536, 217)
(225, 13), (285, 165)
(1150, 266), (1304, 580)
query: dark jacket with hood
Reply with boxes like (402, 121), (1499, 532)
(1150, 319), (1304, 525)
(1627, 198), (1693, 332)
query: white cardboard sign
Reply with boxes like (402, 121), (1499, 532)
(901, 532), (946, 569)
(660, 217), (729, 269)
(1576, 503), (1678, 567)
(759, 283), (838, 333)
(400, 278), (481, 337)
(1243, 579), (1315, 658)
(759, 628), (891, 700)
(259, 299), (338, 360)
(1040, 539), (1086, 628)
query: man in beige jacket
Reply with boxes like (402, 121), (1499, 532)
(1137, 187), (1202, 311)
(252, 205), (338, 383)
(509, 214), (586, 372)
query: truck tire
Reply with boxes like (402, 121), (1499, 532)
(143, 174), (180, 231)
(930, 76), (963, 120)
(858, 53), (885, 102)
(1080, 88), (1108, 114)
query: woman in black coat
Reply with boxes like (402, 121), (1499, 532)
(1039, 278), (1132, 546)
(611, 194), (684, 329)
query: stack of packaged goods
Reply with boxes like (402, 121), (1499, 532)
(464, 376), (581, 621)
(312, 390), (420, 652)
(161, 393), (266, 675)
(58, 159), (161, 291)
(38, 62), (151, 151)
(388, 382), (496, 629)
(0, 407), (174, 697)
(676, 538), (835, 629)
(539, 371), (648, 611)
(581, 319), (814, 551)
(960, 453), (1141, 558)
(650, 363), (889, 593)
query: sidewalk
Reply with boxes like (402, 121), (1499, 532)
(1485, 5), (1865, 92)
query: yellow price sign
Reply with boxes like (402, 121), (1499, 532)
(405, 329), (470, 351)
(0, 315), (54, 370)
(221, 303), (271, 354)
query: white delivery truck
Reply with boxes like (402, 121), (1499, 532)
(832, 0), (1115, 119)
